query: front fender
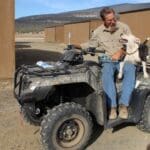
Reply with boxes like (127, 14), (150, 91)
(18, 86), (55, 104)
(33, 85), (55, 101)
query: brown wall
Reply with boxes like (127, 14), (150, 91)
(0, 0), (15, 79)
(90, 20), (102, 31)
(90, 19), (102, 38)
(55, 26), (64, 43)
(45, 27), (55, 42)
(64, 22), (90, 44)
(45, 10), (150, 44)
(120, 10), (150, 41)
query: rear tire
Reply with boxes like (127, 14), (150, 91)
(137, 95), (150, 133)
(41, 102), (93, 150)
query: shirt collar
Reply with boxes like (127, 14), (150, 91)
(102, 22), (119, 33)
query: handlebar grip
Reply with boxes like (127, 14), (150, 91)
(87, 47), (105, 53)
(95, 49), (105, 53)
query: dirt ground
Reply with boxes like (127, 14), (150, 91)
(0, 36), (150, 150)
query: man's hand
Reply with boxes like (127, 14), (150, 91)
(87, 47), (96, 53)
(111, 48), (125, 61)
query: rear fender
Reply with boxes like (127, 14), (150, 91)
(129, 89), (150, 122)
(85, 92), (105, 126)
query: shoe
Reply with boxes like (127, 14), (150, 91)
(119, 104), (128, 119)
(109, 107), (117, 120)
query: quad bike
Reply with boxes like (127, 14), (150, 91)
(14, 44), (150, 150)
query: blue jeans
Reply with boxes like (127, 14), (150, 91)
(102, 62), (136, 108)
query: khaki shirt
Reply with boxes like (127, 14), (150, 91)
(82, 21), (131, 56)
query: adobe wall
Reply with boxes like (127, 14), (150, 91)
(55, 26), (64, 43)
(0, 0), (15, 79)
(120, 10), (150, 41)
(44, 27), (55, 42)
(45, 10), (150, 44)
(64, 22), (90, 44)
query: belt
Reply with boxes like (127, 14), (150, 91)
(98, 55), (119, 63)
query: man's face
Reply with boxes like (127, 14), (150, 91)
(104, 12), (116, 28)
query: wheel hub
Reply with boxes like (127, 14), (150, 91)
(56, 117), (85, 148)
(58, 120), (79, 141)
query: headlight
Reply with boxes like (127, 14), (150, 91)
(29, 81), (40, 91)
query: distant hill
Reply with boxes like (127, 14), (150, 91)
(15, 3), (150, 33)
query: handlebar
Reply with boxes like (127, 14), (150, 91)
(64, 45), (105, 56)
(81, 48), (105, 56)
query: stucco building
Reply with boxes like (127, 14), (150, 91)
(0, 0), (15, 79)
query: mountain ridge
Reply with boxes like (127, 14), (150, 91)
(15, 3), (150, 33)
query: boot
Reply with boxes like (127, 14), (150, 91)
(119, 104), (128, 119)
(109, 107), (117, 120)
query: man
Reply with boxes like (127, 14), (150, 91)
(76, 7), (136, 120)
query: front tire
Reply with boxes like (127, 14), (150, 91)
(41, 102), (93, 150)
(137, 95), (150, 133)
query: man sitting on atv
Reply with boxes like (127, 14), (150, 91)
(74, 7), (136, 120)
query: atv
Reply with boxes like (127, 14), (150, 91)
(14, 45), (150, 150)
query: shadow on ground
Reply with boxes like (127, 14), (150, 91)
(16, 49), (63, 68)
(112, 122), (135, 132)
(15, 42), (63, 68)
(86, 122), (104, 148)
(86, 121), (137, 149)
(147, 144), (150, 150)
(15, 42), (31, 49)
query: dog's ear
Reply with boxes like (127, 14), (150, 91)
(135, 38), (141, 45)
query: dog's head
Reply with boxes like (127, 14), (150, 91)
(120, 33), (140, 53)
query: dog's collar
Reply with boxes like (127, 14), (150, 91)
(124, 49), (138, 55)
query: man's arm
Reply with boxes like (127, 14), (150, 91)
(111, 48), (125, 61)
(111, 23), (131, 60)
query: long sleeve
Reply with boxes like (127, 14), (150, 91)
(88, 31), (99, 48)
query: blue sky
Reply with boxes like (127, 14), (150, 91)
(15, 0), (150, 19)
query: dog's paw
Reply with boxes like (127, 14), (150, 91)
(118, 73), (123, 79)
(144, 73), (149, 78)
